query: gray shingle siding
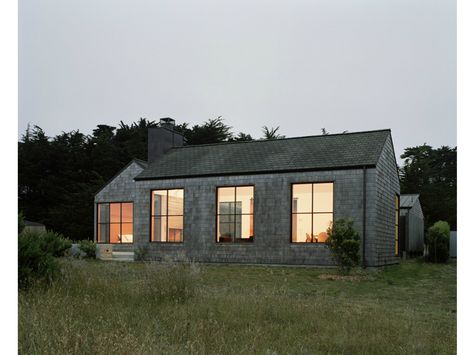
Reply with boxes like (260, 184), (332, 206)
(134, 169), (372, 265)
(372, 135), (401, 266)
(401, 196), (424, 253)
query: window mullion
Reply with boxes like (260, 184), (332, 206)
(166, 190), (169, 242)
(119, 203), (122, 244)
(311, 184), (314, 241)
(108, 203), (111, 244)
(97, 204), (99, 243)
(233, 187), (236, 243)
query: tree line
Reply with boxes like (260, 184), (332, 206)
(18, 117), (456, 240)
(399, 144), (456, 230)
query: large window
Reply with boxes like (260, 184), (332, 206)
(151, 189), (184, 242)
(97, 202), (133, 243)
(395, 194), (400, 256)
(217, 186), (254, 243)
(291, 183), (333, 243)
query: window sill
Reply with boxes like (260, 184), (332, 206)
(290, 242), (328, 246)
(149, 241), (184, 244)
(215, 242), (255, 245)
(97, 242), (134, 244)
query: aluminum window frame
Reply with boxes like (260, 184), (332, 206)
(395, 193), (400, 256)
(290, 182), (335, 243)
(215, 185), (255, 244)
(96, 201), (134, 244)
(149, 188), (185, 243)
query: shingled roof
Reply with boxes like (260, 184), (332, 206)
(400, 194), (420, 208)
(135, 129), (391, 180)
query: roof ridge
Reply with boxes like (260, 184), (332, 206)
(172, 128), (391, 149)
(95, 158), (147, 196)
(132, 158), (148, 167)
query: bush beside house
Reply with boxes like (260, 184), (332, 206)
(41, 231), (72, 257)
(79, 240), (96, 258)
(325, 219), (360, 274)
(425, 220), (450, 263)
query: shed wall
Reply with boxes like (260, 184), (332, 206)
(449, 231), (457, 258)
(402, 198), (424, 253)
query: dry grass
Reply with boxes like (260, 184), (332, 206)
(19, 258), (456, 354)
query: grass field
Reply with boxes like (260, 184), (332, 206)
(19, 258), (456, 354)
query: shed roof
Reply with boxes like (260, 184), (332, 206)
(24, 220), (45, 227)
(400, 194), (420, 208)
(136, 129), (392, 180)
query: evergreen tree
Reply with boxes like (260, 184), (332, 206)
(175, 117), (233, 145)
(262, 126), (285, 139)
(231, 132), (254, 142)
(399, 144), (457, 230)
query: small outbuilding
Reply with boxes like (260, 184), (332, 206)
(399, 194), (424, 256)
(23, 220), (46, 233)
(449, 231), (457, 258)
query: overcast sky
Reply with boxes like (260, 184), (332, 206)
(19, 0), (456, 161)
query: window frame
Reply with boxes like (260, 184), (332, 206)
(149, 188), (185, 243)
(290, 181), (335, 244)
(395, 193), (400, 256)
(215, 184), (255, 244)
(96, 201), (134, 244)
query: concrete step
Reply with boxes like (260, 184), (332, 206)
(112, 251), (134, 262)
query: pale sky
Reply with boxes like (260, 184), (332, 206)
(19, 0), (456, 161)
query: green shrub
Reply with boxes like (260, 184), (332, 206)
(425, 221), (450, 263)
(79, 240), (96, 258)
(18, 230), (72, 289)
(18, 230), (60, 288)
(41, 231), (72, 257)
(135, 245), (150, 261)
(18, 212), (26, 234)
(326, 219), (361, 274)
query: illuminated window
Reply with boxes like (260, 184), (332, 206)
(97, 202), (133, 243)
(217, 186), (254, 243)
(151, 189), (184, 242)
(395, 194), (400, 255)
(291, 183), (333, 243)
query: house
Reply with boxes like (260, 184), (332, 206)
(94, 119), (401, 266)
(399, 194), (425, 256)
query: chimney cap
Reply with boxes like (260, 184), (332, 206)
(159, 117), (175, 127)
